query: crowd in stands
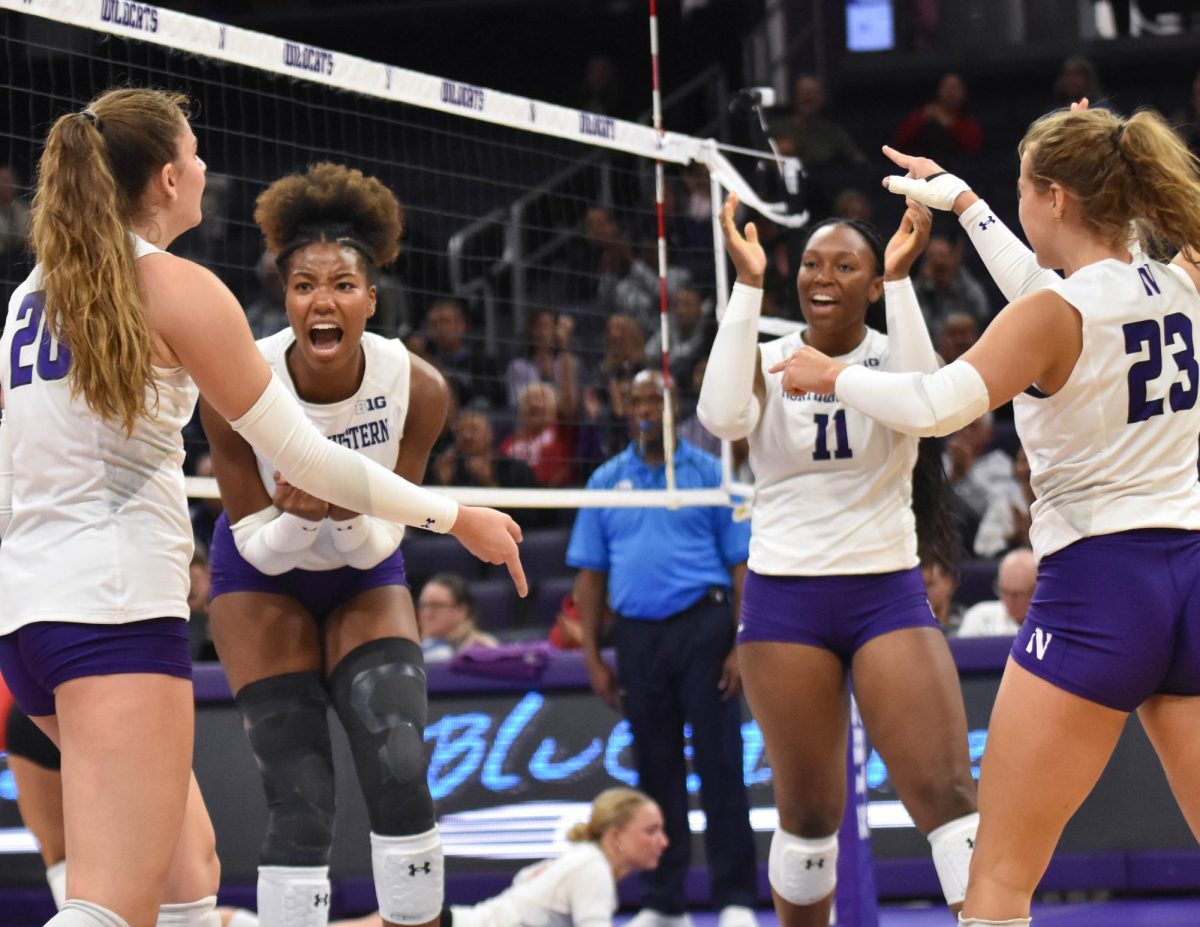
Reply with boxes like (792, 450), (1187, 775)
(3, 54), (1200, 658)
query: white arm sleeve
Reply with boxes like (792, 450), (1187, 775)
(230, 505), (323, 576)
(231, 373), (459, 533)
(0, 410), (12, 539)
(835, 359), (990, 437)
(331, 515), (406, 570)
(883, 278), (938, 374)
(696, 283), (763, 440)
(959, 199), (1060, 302)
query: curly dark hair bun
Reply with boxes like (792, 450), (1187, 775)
(254, 162), (403, 267)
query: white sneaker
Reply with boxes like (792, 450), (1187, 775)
(717, 906), (760, 927)
(625, 910), (695, 927)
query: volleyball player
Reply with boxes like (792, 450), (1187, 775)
(200, 162), (449, 927)
(698, 196), (979, 927)
(0, 88), (524, 927)
(770, 106), (1200, 926)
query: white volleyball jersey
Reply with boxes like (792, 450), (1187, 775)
(749, 328), (919, 575)
(255, 328), (411, 570)
(450, 842), (616, 927)
(1015, 257), (1200, 560)
(0, 237), (199, 633)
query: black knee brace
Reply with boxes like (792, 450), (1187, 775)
(235, 671), (336, 867)
(327, 638), (434, 836)
(6, 704), (61, 770)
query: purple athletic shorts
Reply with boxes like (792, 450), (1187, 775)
(0, 617), (192, 718)
(1012, 528), (1200, 712)
(737, 566), (938, 662)
(209, 511), (409, 619)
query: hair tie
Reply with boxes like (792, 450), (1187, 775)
(80, 109), (103, 131)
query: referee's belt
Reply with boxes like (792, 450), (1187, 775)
(617, 585), (729, 622)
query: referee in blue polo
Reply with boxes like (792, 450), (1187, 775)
(568, 369), (758, 927)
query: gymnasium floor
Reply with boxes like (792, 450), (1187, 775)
(614, 897), (1200, 926)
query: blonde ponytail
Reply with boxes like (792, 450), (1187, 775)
(1020, 107), (1200, 261)
(567, 788), (652, 843)
(29, 89), (188, 433)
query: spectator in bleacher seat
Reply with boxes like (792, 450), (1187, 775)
(956, 548), (1035, 639)
(677, 356), (721, 457)
(569, 369), (758, 927)
(547, 587), (614, 651)
(974, 446), (1035, 558)
(501, 382), (575, 488)
(643, 285), (712, 375)
(243, 250), (288, 338)
(1051, 55), (1104, 111)
(418, 572), (499, 661)
(935, 311), (980, 365)
(915, 232), (991, 329)
(588, 205), (691, 335)
(432, 408), (553, 529)
(577, 360), (644, 478)
(895, 73), (983, 160)
(922, 556), (964, 635)
(1172, 69), (1200, 156)
(945, 413), (1018, 523)
(769, 74), (865, 170)
(831, 187), (874, 224)
(425, 298), (504, 408)
(578, 53), (625, 117)
(505, 307), (580, 420)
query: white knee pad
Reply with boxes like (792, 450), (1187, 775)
(929, 812), (979, 906)
(225, 910), (261, 927)
(157, 895), (220, 927)
(46, 860), (67, 910)
(46, 900), (131, 927)
(258, 866), (331, 927)
(371, 827), (444, 926)
(767, 829), (838, 907)
(958, 918), (1031, 926)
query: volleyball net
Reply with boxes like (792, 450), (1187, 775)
(0, 0), (804, 512)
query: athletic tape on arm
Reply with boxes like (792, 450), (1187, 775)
(883, 278), (938, 374)
(884, 172), (971, 212)
(231, 506), (323, 576)
(697, 283), (763, 440)
(835, 360), (989, 437)
(959, 199), (1060, 302)
(331, 515), (406, 570)
(232, 374), (458, 533)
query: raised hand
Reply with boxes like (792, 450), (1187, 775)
(881, 145), (974, 214)
(718, 192), (766, 287)
(884, 200), (933, 280)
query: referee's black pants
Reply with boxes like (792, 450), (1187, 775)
(615, 589), (757, 914)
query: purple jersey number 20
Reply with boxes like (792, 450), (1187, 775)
(9, 291), (72, 390)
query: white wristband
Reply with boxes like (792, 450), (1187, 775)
(331, 515), (406, 570)
(231, 373), (459, 533)
(835, 359), (990, 437)
(231, 506), (322, 576)
(885, 172), (972, 212)
(697, 282), (763, 440)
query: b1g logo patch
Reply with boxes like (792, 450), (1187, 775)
(356, 396), (386, 414)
